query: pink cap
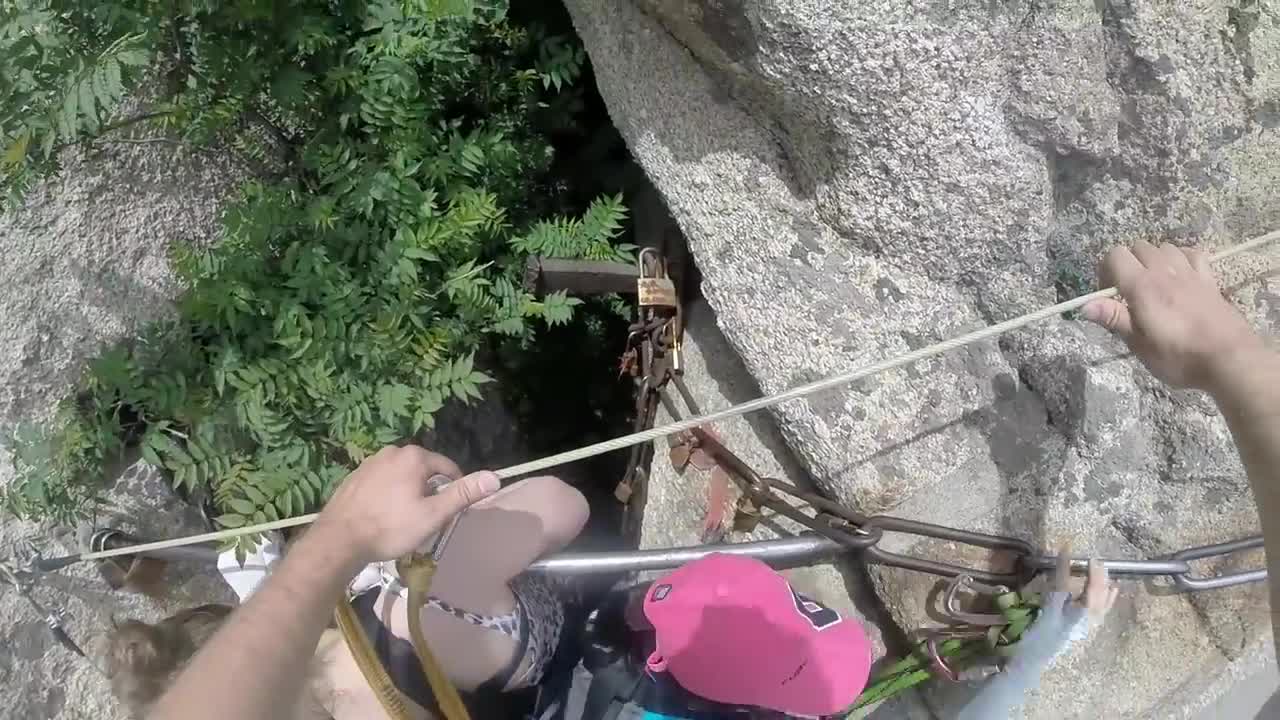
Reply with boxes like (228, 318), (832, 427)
(643, 553), (872, 717)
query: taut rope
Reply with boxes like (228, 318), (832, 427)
(45, 230), (1280, 568)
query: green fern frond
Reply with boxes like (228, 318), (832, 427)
(56, 33), (147, 142)
(538, 290), (583, 327)
(2, 2), (631, 523)
(535, 35), (585, 92)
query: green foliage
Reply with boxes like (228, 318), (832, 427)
(511, 193), (633, 261)
(535, 32), (584, 92)
(1, 410), (121, 523)
(1, 3), (152, 203)
(1, 0), (632, 524)
(1053, 254), (1094, 318)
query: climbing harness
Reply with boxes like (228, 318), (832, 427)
(334, 597), (417, 719)
(333, 554), (470, 720)
(336, 473), (472, 720)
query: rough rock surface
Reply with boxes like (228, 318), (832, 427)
(0, 134), (253, 433)
(566, 0), (1280, 717)
(0, 121), (258, 719)
(639, 297), (936, 718)
(0, 461), (236, 720)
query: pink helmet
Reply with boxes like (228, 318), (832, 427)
(643, 553), (873, 717)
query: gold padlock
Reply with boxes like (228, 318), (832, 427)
(637, 277), (678, 307)
(637, 248), (678, 308)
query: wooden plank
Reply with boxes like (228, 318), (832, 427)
(525, 257), (640, 296)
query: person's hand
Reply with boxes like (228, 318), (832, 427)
(1048, 548), (1118, 628)
(1012, 548), (1119, 669)
(956, 549), (1118, 720)
(312, 445), (500, 566)
(1078, 559), (1120, 625)
(1081, 240), (1265, 391)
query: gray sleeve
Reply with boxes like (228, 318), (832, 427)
(953, 592), (1088, 720)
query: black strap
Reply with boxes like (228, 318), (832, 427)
(351, 589), (444, 714)
(350, 588), (529, 714)
(581, 658), (644, 720)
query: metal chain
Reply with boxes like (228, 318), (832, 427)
(638, 262), (1269, 592)
(682, 424), (1267, 591)
(615, 248), (682, 544)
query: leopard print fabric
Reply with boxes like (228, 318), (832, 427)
(507, 572), (562, 688)
(378, 566), (562, 689)
(417, 594), (522, 637)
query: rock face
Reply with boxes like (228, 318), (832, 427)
(0, 123), (258, 720)
(0, 132), (253, 432)
(0, 461), (237, 720)
(566, 1), (1280, 717)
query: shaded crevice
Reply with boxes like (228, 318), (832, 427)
(966, 289), (1067, 442)
(630, 0), (824, 206)
(962, 294), (1071, 546)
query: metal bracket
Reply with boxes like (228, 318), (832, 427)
(1, 556), (86, 658)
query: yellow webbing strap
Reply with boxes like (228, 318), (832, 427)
(397, 554), (472, 720)
(334, 597), (413, 720)
(333, 552), (470, 720)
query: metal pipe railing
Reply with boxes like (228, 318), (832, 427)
(91, 528), (844, 576)
(527, 534), (842, 574)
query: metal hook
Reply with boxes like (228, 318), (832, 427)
(1, 555), (88, 660)
(926, 635), (960, 682)
(423, 474), (464, 562)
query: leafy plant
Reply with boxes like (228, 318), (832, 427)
(1, 4), (153, 203)
(0, 0), (632, 536)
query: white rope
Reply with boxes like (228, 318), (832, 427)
(69, 231), (1280, 564)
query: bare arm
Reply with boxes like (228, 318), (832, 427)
(1084, 239), (1280, 650)
(1204, 350), (1280, 647)
(148, 446), (500, 720)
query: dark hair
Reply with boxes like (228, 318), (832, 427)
(106, 604), (233, 715)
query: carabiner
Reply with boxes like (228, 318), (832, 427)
(941, 575), (1011, 626)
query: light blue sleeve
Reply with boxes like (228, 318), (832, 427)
(954, 591), (1089, 720)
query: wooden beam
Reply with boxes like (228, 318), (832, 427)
(525, 257), (640, 296)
